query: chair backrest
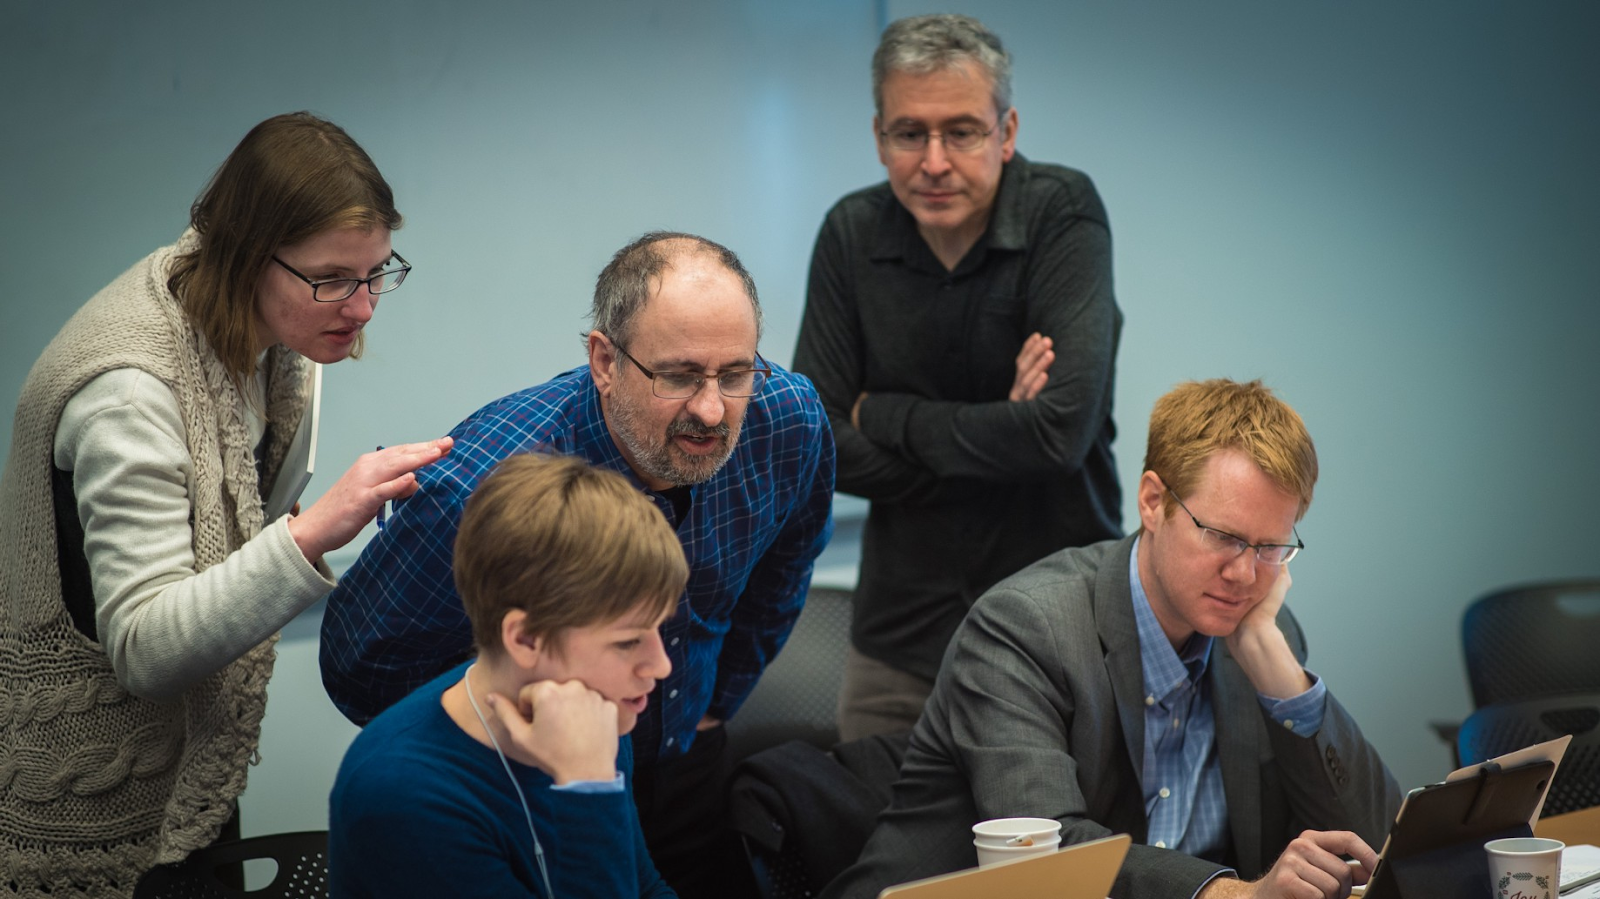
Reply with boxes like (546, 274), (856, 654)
(725, 585), (852, 763)
(134, 831), (328, 899)
(1461, 580), (1600, 708)
(1457, 693), (1600, 817)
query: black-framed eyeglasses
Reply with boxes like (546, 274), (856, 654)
(272, 251), (411, 303)
(611, 340), (770, 399)
(878, 120), (998, 153)
(1168, 489), (1303, 566)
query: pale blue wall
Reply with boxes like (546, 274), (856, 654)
(3, 0), (1596, 836)
(912, 0), (1600, 800)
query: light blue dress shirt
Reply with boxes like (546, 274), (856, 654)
(1126, 537), (1328, 866)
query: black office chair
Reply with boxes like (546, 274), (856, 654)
(1457, 693), (1600, 817)
(1432, 579), (1600, 767)
(134, 831), (328, 899)
(1462, 580), (1600, 708)
(721, 585), (907, 899)
(725, 585), (853, 763)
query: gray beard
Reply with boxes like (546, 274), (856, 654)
(608, 393), (739, 487)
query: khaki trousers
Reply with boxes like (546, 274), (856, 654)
(836, 645), (935, 742)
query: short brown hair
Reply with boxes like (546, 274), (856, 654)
(1143, 379), (1318, 521)
(167, 111), (401, 390)
(453, 453), (688, 656)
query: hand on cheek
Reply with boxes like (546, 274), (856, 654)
(1225, 566), (1311, 700)
(1236, 566), (1291, 640)
(484, 680), (619, 785)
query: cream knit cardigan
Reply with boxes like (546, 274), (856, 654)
(0, 236), (310, 897)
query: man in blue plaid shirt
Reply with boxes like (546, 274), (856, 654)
(320, 232), (835, 898)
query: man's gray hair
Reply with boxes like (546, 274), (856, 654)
(590, 231), (763, 348)
(872, 14), (1013, 120)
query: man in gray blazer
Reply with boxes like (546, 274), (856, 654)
(823, 379), (1402, 899)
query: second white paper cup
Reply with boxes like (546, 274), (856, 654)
(972, 817), (1063, 868)
(1485, 836), (1563, 899)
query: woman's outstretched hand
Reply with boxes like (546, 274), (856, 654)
(287, 436), (453, 563)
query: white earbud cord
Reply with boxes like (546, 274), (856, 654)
(463, 663), (555, 899)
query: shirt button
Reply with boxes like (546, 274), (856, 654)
(1145, 695), (1156, 707)
(1154, 840), (1167, 849)
(1282, 719), (1296, 729)
(668, 689), (679, 699)
(1173, 718), (1181, 729)
(666, 737), (675, 747)
(1159, 787), (1171, 799)
(670, 637), (680, 646)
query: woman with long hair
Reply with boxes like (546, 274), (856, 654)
(0, 111), (451, 895)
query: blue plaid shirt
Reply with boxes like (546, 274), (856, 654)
(1127, 537), (1326, 866)
(319, 364), (835, 766)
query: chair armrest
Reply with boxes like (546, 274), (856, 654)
(1428, 719), (1462, 769)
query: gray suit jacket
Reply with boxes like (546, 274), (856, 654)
(823, 535), (1401, 899)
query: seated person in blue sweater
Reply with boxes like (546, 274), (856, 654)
(329, 452), (684, 898)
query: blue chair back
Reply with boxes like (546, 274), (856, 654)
(1458, 693), (1600, 817)
(1461, 580), (1600, 708)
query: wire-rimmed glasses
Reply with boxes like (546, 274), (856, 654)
(1168, 489), (1303, 565)
(612, 341), (770, 399)
(878, 120), (998, 153)
(272, 251), (411, 302)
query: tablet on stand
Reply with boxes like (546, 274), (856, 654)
(1364, 736), (1570, 899)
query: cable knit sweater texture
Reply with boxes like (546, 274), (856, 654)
(0, 236), (312, 896)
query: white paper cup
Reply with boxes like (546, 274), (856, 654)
(972, 818), (1063, 867)
(973, 835), (1061, 867)
(1486, 837), (1563, 899)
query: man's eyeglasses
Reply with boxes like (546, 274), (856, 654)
(1168, 489), (1303, 566)
(612, 341), (770, 399)
(878, 121), (998, 153)
(273, 251), (411, 303)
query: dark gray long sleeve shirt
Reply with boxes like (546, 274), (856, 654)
(793, 154), (1123, 679)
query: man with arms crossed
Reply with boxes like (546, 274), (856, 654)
(793, 14), (1121, 739)
(824, 380), (1401, 899)
(321, 233), (835, 898)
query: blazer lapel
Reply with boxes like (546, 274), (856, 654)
(1094, 536), (1146, 789)
(1212, 647), (1264, 876)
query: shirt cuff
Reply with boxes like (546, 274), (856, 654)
(550, 772), (625, 794)
(264, 515), (339, 590)
(1192, 867), (1240, 899)
(1258, 669), (1327, 738)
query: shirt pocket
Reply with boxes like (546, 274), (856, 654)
(967, 293), (1027, 397)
